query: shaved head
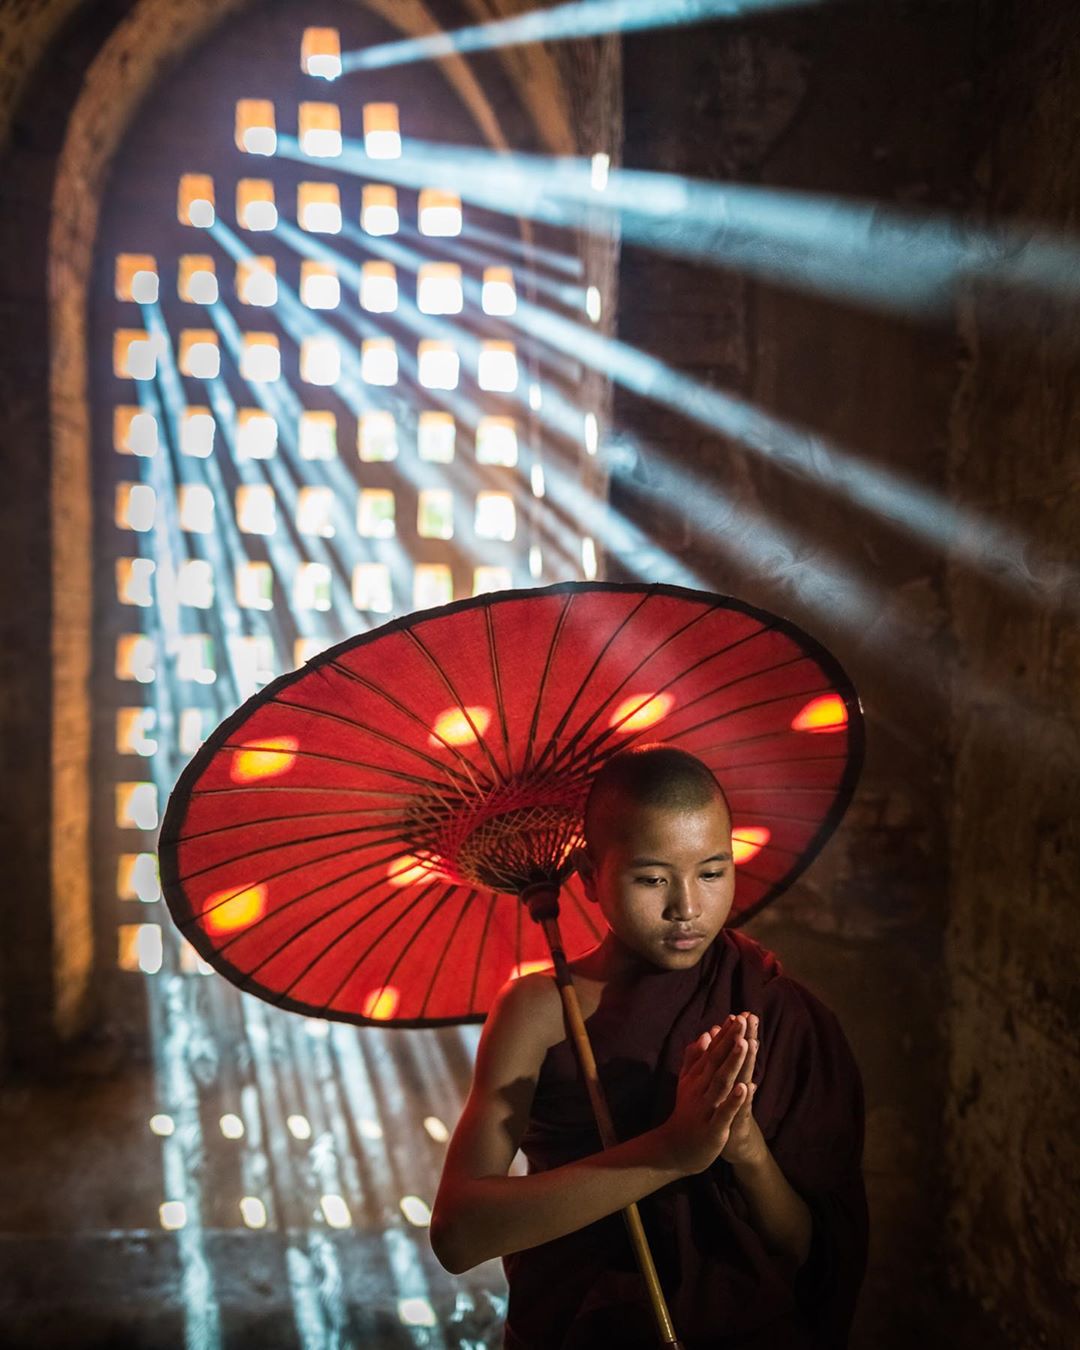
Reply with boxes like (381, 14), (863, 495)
(583, 743), (731, 862)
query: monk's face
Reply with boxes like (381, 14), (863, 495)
(579, 795), (736, 970)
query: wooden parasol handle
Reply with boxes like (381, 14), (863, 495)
(522, 883), (685, 1350)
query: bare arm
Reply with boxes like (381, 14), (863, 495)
(429, 974), (685, 1274)
(731, 1144), (813, 1278)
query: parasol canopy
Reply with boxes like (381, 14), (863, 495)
(158, 581), (864, 1027)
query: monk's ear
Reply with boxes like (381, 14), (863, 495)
(571, 846), (599, 903)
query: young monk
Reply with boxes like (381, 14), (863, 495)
(430, 743), (869, 1349)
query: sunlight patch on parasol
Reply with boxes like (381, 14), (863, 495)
(608, 691), (675, 731)
(229, 735), (300, 781)
(386, 853), (450, 886)
(202, 883), (268, 934)
(361, 985), (400, 1019)
(428, 704), (492, 745)
(510, 959), (555, 980)
(732, 827), (770, 864)
(791, 693), (848, 733)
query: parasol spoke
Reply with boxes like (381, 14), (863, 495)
(171, 802), (404, 846)
(402, 627), (510, 786)
(467, 891), (501, 1017)
(182, 838), (420, 946)
(529, 589), (658, 777)
(418, 886), (481, 1019)
(174, 821), (413, 887)
(483, 604), (515, 779)
(257, 699), (489, 792)
(322, 879), (462, 1014)
(277, 876), (447, 1003)
(523, 591), (575, 775)
(317, 661), (498, 799)
(551, 640), (806, 780)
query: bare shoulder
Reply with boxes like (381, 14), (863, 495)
(487, 969), (564, 1051)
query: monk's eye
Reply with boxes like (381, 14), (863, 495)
(633, 875), (665, 886)
(701, 871), (726, 880)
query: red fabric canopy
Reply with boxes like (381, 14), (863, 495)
(158, 581), (864, 1026)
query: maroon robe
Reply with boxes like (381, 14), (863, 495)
(501, 927), (869, 1349)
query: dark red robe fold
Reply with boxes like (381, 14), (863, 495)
(501, 927), (869, 1349)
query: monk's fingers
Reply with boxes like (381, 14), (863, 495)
(682, 1031), (712, 1074)
(704, 1036), (748, 1103)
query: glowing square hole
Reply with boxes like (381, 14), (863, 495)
(177, 558), (215, 607)
(296, 486), (335, 538)
(358, 411), (397, 462)
(298, 182), (341, 233)
(240, 332), (281, 382)
(353, 562), (392, 613)
(178, 484), (215, 533)
(300, 261), (340, 309)
(531, 463), (545, 496)
(302, 27), (342, 80)
(178, 174), (214, 228)
(363, 102), (400, 158)
(475, 491), (515, 540)
(417, 262), (462, 315)
(474, 565), (512, 596)
(116, 557), (155, 607)
(300, 101), (341, 157)
(113, 329), (159, 381)
(116, 255), (158, 303)
(116, 781), (159, 831)
(418, 411), (455, 462)
(478, 341), (518, 392)
(413, 563), (453, 610)
(360, 260), (397, 312)
(177, 634), (215, 683)
(116, 707), (158, 756)
(529, 543), (542, 577)
(476, 416), (517, 466)
(417, 488), (453, 539)
(582, 536), (597, 579)
(113, 407), (158, 457)
(178, 709), (207, 755)
(180, 407), (215, 457)
(116, 634), (155, 682)
(115, 483), (156, 532)
(237, 257), (277, 307)
(178, 330), (221, 379)
(361, 338), (397, 385)
(229, 635), (277, 695)
(417, 339), (458, 390)
(591, 152), (610, 190)
(240, 1197), (267, 1229)
(237, 178), (277, 231)
(237, 484), (277, 534)
(320, 1195), (352, 1229)
(237, 409), (278, 459)
(118, 852), (160, 902)
(584, 411), (599, 454)
(586, 284), (602, 322)
(119, 923), (163, 974)
(418, 188), (461, 236)
(294, 561), (332, 611)
(299, 410), (337, 460)
(178, 255), (218, 304)
(482, 266), (516, 316)
(116, 706), (158, 758)
(300, 335), (340, 385)
(361, 184), (398, 235)
(358, 488), (395, 538)
(236, 99), (276, 155)
(236, 561), (273, 610)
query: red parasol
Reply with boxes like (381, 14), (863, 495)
(158, 579), (864, 1347)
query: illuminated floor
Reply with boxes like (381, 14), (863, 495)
(0, 976), (509, 1350)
